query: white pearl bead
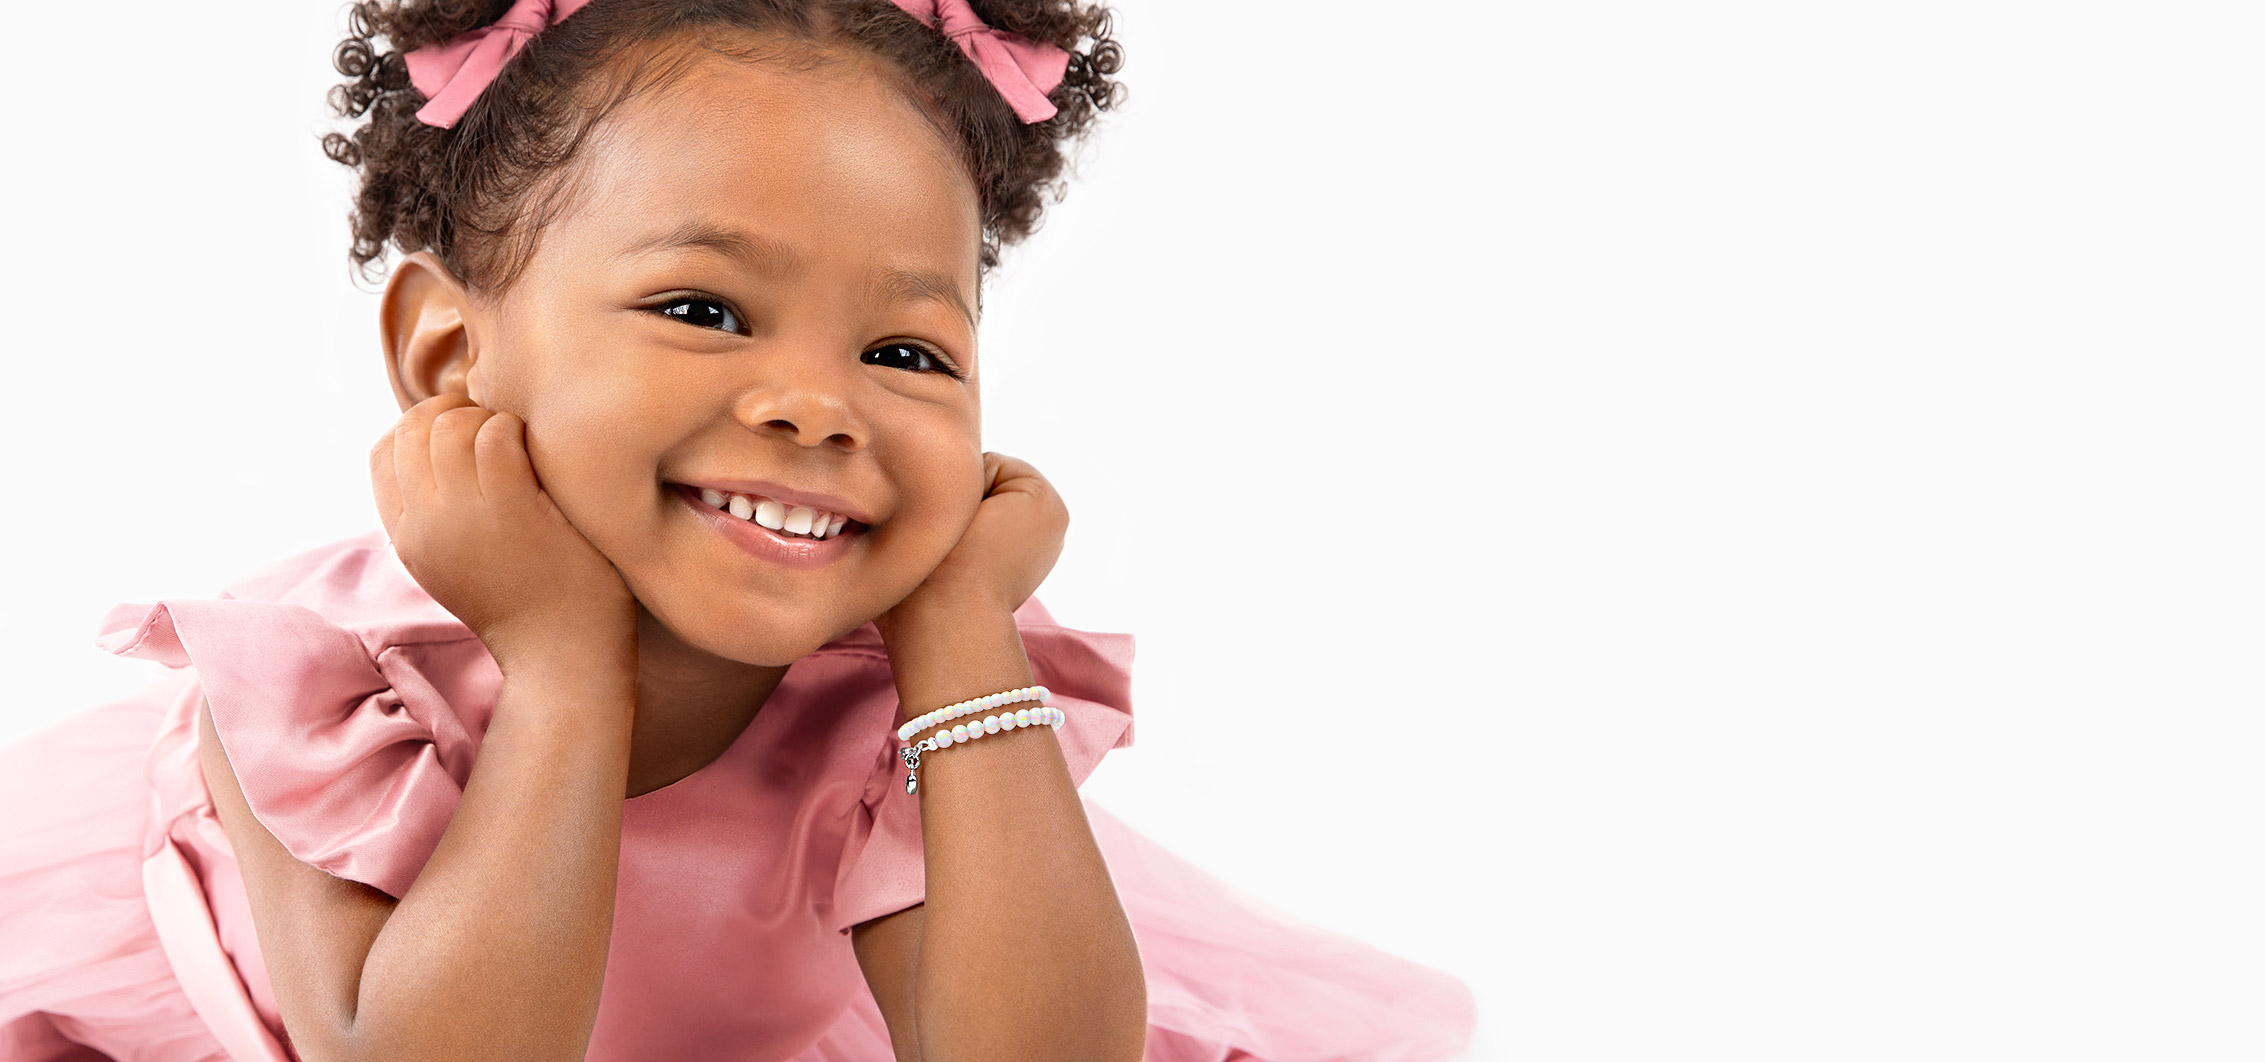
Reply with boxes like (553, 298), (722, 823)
(980, 715), (997, 734)
(938, 729), (954, 747)
(1015, 708), (1030, 728)
(950, 724), (968, 742)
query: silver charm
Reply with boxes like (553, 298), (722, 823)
(900, 744), (922, 795)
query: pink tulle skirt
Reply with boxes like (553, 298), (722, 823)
(1, 690), (1475, 1062)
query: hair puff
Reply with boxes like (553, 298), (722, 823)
(320, 0), (1125, 294)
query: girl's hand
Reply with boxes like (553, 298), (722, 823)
(878, 452), (1069, 630)
(370, 393), (636, 670)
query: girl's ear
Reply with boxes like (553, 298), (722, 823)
(378, 251), (483, 411)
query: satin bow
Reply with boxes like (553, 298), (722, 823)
(883, 0), (1071, 123)
(404, 0), (1069, 130)
(404, 0), (595, 129)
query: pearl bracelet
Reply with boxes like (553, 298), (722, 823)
(896, 684), (1051, 742)
(897, 701), (1064, 795)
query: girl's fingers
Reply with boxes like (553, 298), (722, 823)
(985, 452), (1040, 483)
(402, 395), (469, 483)
(981, 452), (1053, 499)
(473, 411), (537, 503)
(428, 404), (491, 497)
(369, 431), (402, 524)
(391, 393), (475, 502)
(391, 409), (439, 503)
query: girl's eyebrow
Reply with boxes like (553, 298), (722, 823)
(614, 220), (802, 277)
(876, 268), (976, 330)
(620, 218), (976, 330)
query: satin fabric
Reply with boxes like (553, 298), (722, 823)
(404, 0), (595, 128)
(1, 530), (1477, 1060)
(404, 0), (1071, 129)
(883, 0), (1073, 123)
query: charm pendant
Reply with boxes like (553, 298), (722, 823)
(899, 744), (923, 796)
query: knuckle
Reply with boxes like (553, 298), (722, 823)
(476, 411), (522, 441)
(408, 394), (460, 419)
(432, 407), (487, 433)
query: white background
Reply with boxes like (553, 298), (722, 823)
(3, 1), (2260, 1059)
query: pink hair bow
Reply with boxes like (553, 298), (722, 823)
(404, 0), (594, 128)
(884, 0), (1072, 123)
(404, 0), (1068, 130)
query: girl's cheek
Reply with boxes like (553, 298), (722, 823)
(465, 350), (536, 421)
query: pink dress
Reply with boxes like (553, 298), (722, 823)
(0, 530), (1476, 1061)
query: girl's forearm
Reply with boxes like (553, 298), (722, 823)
(344, 635), (637, 1062)
(883, 605), (1149, 1062)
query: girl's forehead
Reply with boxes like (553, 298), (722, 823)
(555, 45), (982, 272)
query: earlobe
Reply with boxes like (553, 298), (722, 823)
(378, 251), (480, 411)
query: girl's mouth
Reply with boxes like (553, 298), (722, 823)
(669, 482), (865, 570)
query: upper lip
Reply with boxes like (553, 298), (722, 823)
(675, 478), (877, 526)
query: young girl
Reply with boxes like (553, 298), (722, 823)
(0, 0), (1476, 1058)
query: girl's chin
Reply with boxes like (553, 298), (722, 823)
(635, 597), (878, 669)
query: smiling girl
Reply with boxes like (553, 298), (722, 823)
(0, 1), (1476, 1059)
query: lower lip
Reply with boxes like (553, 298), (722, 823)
(672, 484), (864, 570)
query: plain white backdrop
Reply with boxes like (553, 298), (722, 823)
(4, 1), (2260, 1058)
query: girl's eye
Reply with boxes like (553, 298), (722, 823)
(652, 295), (744, 334)
(864, 342), (964, 379)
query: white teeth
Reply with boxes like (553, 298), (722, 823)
(753, 498), (786, 531)
(696, 487), (852, 539)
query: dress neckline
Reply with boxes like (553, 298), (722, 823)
(623, 696), (772, 803)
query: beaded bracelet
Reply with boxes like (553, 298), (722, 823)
(897, 696), (1063, 795)
(897, 685), (1050, 742)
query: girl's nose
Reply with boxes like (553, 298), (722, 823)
(731, 358), (870, 452)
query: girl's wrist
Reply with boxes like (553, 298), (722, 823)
(875, 585), (1011, 641)
(485, 617), (637, 682)
(876, 602), (1034, 726)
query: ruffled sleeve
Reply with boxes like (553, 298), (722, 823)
(97, 595), (494, 901)
(827, 601), (1137, 935)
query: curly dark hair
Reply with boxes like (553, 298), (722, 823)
(321, 0), (1125, 295)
